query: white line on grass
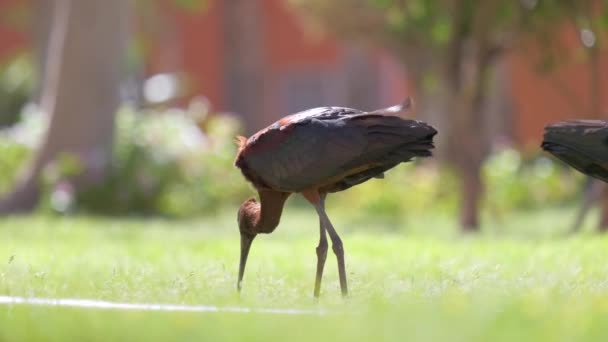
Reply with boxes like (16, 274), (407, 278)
(0, 296), (332, 316)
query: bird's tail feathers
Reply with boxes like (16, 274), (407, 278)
(543, 121), (608, 154)
(542, 120), (608, 181)
(367, 97), (414, 117)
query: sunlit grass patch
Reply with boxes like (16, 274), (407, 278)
(0, 208), (607, 341)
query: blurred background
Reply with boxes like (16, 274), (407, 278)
(0, 0), (605, 233)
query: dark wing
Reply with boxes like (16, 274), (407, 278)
(542, 120), (608, 182)
(241, 107), (436, 192)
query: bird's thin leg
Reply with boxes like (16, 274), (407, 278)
(325, 219), (348, 296)
(314, 196), (328, 298)
(314, 196), (348, 297)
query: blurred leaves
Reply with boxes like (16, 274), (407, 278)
(0, 101), (249, 217)
(0, 102), (585, 219)
(288, 0), (608, 83)
(73, 104), (244, 216)
(326, 148), (583, 229)
(483, 148), (583, 215)
(172, 0), (209, 12)
(0, 54), (33, 127)
(0, 140), (29, 194)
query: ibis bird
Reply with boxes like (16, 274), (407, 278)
(542, 120), (608, 182)
(234, 98), (437, 297)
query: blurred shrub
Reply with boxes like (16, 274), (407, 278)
(0, 103), (252, 216)
(0, 105), (44, 193)
(156, 109), (252, 216)
(0, 54), (33, 127)
(329, 147), (583, 226)
(72, 107), (197, 215)
(483, 147), (584, 214)
(0, 138), (30, 193)
(74, 105), (252, 216)
(328, 162), (459, 226)
(0, 104), (586, 218)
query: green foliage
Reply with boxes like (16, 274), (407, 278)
(483, 148), (584, 214)
(326, 148), (582, 227)
(0, 138), (29, 193)
(0, 104), (251, 216)
(73, 107), (199, 215)
(73, 106), (250, 216)
(329, 163), (459, 227)
(0, 105), (43, 193)
(0, 103), (585, 219)
(379, 0), (455, 48)
(0, 54), (33, 127)
(172, 0), (209, 12)
(157, 112), (252, 217)
(289, 0), (608, 89)
(0, 107), (586, 218)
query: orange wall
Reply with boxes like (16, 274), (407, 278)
(170, 0), (224, 109)
(0, 0), (27, 61)
(1, 0), (606, 147)
(147, 0), (342, 113)
(263, 0), (339, 68)
(146, 0), (224, 109)
(508, 27), (608, 147)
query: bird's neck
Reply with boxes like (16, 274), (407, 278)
(252, 190), (290, 234)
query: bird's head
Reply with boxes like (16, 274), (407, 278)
(237, 197), (258, 292)
(238, 197), (259, 237)
(236, 191), (289, 292)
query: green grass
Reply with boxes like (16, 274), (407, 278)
(1, 206), (608, 341)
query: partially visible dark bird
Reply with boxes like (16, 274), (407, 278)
(542, 120), (608, 182)
(234, 97), (437, 297)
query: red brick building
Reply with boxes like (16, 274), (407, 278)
(1, 0), (606, 146)
(508, 26), (608, 147)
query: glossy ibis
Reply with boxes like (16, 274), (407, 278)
(542, 120), (608, 182)
(234, 98), (437, 297)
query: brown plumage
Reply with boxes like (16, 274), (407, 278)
(235, 97), (437, 297)
(542, 120), (608, 182)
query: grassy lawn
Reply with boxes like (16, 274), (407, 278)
(1, 207), (608, 341)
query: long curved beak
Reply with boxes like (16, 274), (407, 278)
(237, 233), (255, 292)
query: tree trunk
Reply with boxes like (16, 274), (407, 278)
(31, 0), (54, 103)
(222, 0), (266, 133)
(451, 92), (485, 232)
(459, 159), (483, 231)
(0, 0), (128, 213)
(445, 40), (494, 233)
